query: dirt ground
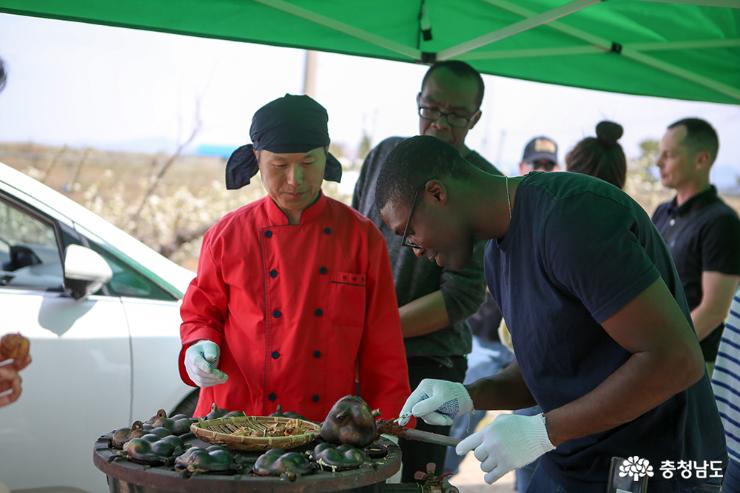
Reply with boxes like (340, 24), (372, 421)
(453, 458), (516, 493)
(449, 411), (517, 493)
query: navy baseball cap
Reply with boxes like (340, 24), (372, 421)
(522, 136), (558, 164)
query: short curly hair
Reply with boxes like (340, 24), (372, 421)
(374, 136), (473, 212)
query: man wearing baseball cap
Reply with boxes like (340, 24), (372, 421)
(178, 94), (411, 422)
(519, 136), (560, 175)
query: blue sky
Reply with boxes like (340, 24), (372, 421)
(0, 13), (738, 184)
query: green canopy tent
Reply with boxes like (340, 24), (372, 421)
(1, 0), (739, 104)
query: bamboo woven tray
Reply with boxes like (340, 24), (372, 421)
(190, 416), (321, 451)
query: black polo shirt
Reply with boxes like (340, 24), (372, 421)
(652, 185), (740, 362)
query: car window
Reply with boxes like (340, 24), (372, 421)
(0, 197), (64, 291)
(88, 242), (176, 301)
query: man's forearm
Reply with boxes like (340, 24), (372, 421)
(692, 271), (740, 340)
(465, 361), (537, 411)
(691, 304), (724, 340)
(544, 347), (703, 447)
(399, 290), (449, 338)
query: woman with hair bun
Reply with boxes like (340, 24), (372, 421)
(566, 120), (627, 189)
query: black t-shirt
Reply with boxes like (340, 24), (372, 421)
(653, 186), (740, 362)
(484, 172), (726, 492)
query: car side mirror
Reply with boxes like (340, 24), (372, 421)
(63, 244), (113, 300)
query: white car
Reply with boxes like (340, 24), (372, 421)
(0, 161), (198, 492)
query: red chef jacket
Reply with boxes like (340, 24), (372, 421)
(179, 192), (411, 422)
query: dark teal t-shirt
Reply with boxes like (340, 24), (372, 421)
(484, 172), (726, 492)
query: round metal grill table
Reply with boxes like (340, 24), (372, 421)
(93, 434), (401, 493)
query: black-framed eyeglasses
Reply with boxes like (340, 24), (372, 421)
(531, 159), (557, 171)
(401, 190), (422, 249)
(418, 106), (474, 129)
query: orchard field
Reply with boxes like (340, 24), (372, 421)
(1, 142), (737, 272)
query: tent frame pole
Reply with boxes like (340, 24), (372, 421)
(254, 0), (420, 59)
(639, 0), (740, 8)
(621, 48), (740, 101)
(461, 38), (740, 61)
(463, 46), (599, 60)
(629, 38), (740, 51)
(483, 0), (740, 102)
(437, 0), (599, 61)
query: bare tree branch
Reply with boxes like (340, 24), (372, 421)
(41, 144), (68, 184)
(131, 97), (203, 233)
(65, 147), (92, 196)
(159, 223), (210, 258)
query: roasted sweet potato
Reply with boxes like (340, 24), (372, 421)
(0, 333), (29, 361)
(320, 395), (377, 447)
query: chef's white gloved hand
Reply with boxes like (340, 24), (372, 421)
(184, 340), (228, 388)
(456, 413), (555, 485)
(397, 378), (473, 426)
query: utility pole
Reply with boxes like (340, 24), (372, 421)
(302, 50), (317, 97)
(495, 129), (507, 173)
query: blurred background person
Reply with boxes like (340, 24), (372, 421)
(519, 136), (560, 174)
(652, 118), (740, 375)
(566, 120), (627, 189)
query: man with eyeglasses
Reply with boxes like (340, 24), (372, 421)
(381, 135), (726, 493)
(352, 60), (499, 481)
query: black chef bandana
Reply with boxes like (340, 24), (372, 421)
(225, 94), (342, 190)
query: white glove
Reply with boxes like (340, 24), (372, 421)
(456, 413), (555, 485)
(398, 378), (473, 426)
(184, 340), (228, 388)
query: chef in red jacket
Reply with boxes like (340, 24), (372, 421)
(179, 94), (411, 423)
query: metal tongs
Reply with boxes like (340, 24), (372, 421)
(376, 415), (461, 448)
